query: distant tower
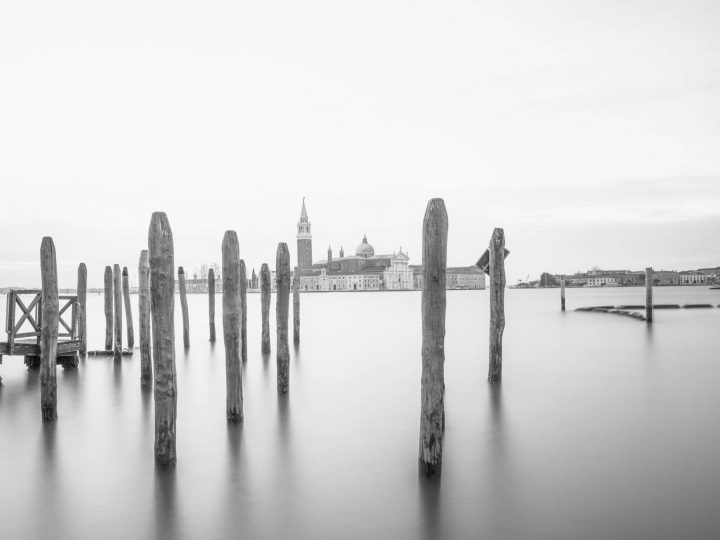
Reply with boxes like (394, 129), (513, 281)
(339, 246), (344, 258)
(297, 198), (313, 270)
(328, 245), (333, 262)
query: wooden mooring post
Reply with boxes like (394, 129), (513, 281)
(40, 237), (59, 421)
(276, 243), (291, 393)
(104, 266), (113, 350)
(293, 267), (300, 345)
(488, 228), (506, 383)
(239, 260), (248, 363)
(222, 231), (243, 422)
(139, 250), (152, 385)
(122, 267), (134, 350)
(208, 268), (216, 343)
(260, 263), (271, 354)
(149, 212), (177, 467)
(560, 277), (566, 311)
(419, 198), (447, 476)
(113, 264), (123, 361)
(646, 267), (653, 324)
(77, 263), (87, 355)
(178, 267), (190, 349)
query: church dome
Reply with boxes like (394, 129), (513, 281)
(355, 235), (375, 258)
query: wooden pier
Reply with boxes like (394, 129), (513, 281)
(0, 289), (83, 367)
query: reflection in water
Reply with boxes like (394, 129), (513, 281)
(141, 382), (152, 428)
(112, 361), (122, 407)
(154, 467), (177, 540)
(418, 474), (441, 540)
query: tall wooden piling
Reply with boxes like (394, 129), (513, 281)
(560, 277), (566, 311)
(149, 212), (177, 467)
(178, 267), (190, 349)
(122, 267), (135, 350)
(239, 260), (248, 363)
(113, 264), (123, 361)
(419, 198), (448, 476)
(208, 268), (216, 343)
(646, 267), (654, 324)
(40, 237), (59, 421)
(293, 267), (300, 345)
(488, 228), (506, 383)
(77, 263), (87, 354)
(104, 266), (113, 350)
(139, 250), (152, 384)
(276, 243), (291, 393)
(222, 231), (243, 421)
(260, 263), (271, 354)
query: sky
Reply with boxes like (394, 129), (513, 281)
(1, 0), (719, 288)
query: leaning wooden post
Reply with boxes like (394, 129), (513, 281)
(149, 212), (177, 467)
(239, 260), (248, 363)
(122, 267), (135, 350)
(276, 243), (291, 393)
(560, 277), (566, 311)
(293, 266), (300, 345)
(645, 267), (653, 324)
(178, 267), (190, 349)
(222, 231), (243, 422)
(104, 266), (113, 350)
(113, 264), (123, 361)
(208, 268), (216, 343)
(77, 263), (87, 354)
(418, 198), (448, 475)
(139, 250), (152, 385)
(40, 237), (59, 421)
(488, 228), (506, 382)
(260, 263), (271, 354)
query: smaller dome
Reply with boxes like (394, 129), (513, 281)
(355, 235), (375, 258)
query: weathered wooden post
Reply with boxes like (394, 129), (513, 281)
(239, 260), (248, 363)
(208, 268), (216, 343)
(646, 267), (653, 324)
(122, 267), (135, 350)
(113, 264), (123, 361)
(222, 231), (243, 422)
(419, 198), (448, 475)
(149, 212), (177, 467)
(276, 243), (291, 393)
(77, 263), (87, 355)
(178, 267), (190, 349)
(139, 250), (152, 384)
(104, 266), (113, 350)
(488, 228), (506, 382)
(293, 266), (300, 345)
(560, 276), (566, 311)
(40, 237), (59, 421)
(260, 263), (271, 354)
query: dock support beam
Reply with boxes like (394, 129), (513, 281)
(77, 263), (87, 355)
(260, 263), (271, 354)
(646, 267), (654, 324)
(488, 228), (506, 383)
(122, 267), (134, 350)
(104, 266), (113, 351)
(276, 243), (291, 393)
(222, 231), (243, 422)
(239, 260), (248, 363)
(40, 237), (59, 421)
(178, 267), (190, 349)
(293, 267), (300, 345)
(139, 250), (152, 385)
(208, 268), (216, 343)
(560, 277), (566, 311)
(113, 264), (123, 361)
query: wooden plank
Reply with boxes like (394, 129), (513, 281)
(40, 237), (59, 421)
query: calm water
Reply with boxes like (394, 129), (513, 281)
(1, 287), (720, 540)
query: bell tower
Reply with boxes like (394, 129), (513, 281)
(296, 197), (313, 270)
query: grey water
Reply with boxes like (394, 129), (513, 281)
(1, 287), (720, 540)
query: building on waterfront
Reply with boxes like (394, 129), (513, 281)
(297, 197), (313, 271)
(410, 265), (485, 290)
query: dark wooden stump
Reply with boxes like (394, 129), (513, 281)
(276, 243), (291, 393)
(239, 260), (248, 363)
(560, 277), (566, 311)
(122, 267), (135, 350)
(40, 237), (59, 421)
(178, 267), (190, 349)
(77, 263), (87, 355)
(208, 268), (216, 343)
(113, 264), (123, 362)
(646, 267), (653, 324)
(488, 228), (506, 383)
(222, 231), (243, 422)
(260, 263), (271, 354)
(418, 198), (447, 476)
(104, 266), (113, 350)
(139, 250), (152, 385)
(149, 212), (177, 467)
(293, 267), (300, 345)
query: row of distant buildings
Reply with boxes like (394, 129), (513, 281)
(552, 268), (720, 287)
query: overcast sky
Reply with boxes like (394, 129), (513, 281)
(1, 0), (719, 288)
